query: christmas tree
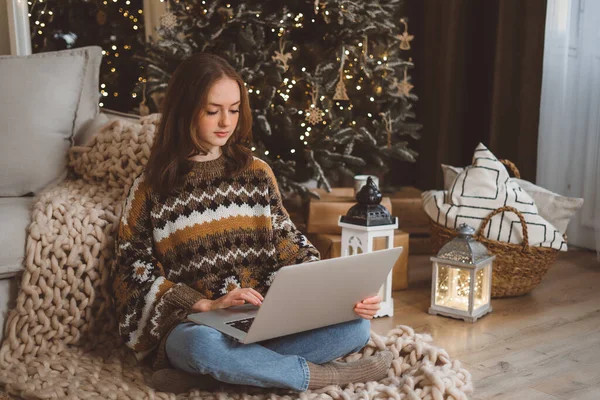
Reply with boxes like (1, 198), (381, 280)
(28, 0), (146, 112)
(140, 0), (421, 196)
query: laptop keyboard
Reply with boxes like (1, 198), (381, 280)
(226, 317), (255, 333)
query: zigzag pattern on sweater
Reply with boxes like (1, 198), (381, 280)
(168, 246), (278, 278)
(150, 186), (269, 219)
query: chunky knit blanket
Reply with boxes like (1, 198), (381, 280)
(0, 116), (473, 399)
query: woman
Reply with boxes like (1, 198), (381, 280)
(113, 53), (391, 393)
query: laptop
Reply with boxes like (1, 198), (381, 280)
(186, 247), (403, 344)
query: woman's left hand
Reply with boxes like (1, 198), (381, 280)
(354, 295), (382, 319)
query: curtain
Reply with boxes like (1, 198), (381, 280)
(538, 0), (600, 257)
(399, 0), (547, 190)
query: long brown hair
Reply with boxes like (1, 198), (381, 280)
(146, 53), (253, 197)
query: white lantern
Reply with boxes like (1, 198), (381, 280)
(429, 224), (494, 323)
(338, 177), (398, 318)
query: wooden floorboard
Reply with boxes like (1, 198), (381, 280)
(371, 249), (600, 400)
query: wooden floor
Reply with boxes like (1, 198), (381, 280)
(1, 250), (598, 400)
(372, 249), (600, 400)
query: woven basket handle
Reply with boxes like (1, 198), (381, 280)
(500, 159), (521, 178)
(476, 206), (529, 252)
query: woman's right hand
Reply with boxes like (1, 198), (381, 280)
(191, 288), (264, 312)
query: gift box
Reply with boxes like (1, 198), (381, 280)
(386, 187), (432, 254)
(306, 187), (393, 235)
(306, 230), (409, 290)
(388, 187), (429, 234)
(282, 193), (307, 228)
(409, 233), (432, 255)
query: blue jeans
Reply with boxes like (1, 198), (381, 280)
(165, 318), (371, 391)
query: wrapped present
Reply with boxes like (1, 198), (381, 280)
(388, 187), (429, 234)
(306, 230), (409, 290)
(409, 233), (433, 255)
(283, 193), (307, 228)
(306, 187), (392, 235)
(386, 187), (432, 254)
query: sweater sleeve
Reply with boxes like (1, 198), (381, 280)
(262, 164), (320, 266)
(113, 174), (204, 360)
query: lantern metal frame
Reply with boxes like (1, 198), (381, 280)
(428, 224), (495, 323)
(429, 257), (494, 322)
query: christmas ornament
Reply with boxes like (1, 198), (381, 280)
(363, 35), (369, 63)
(139, 83), (149, 117)
(272, 38), (292, 72)
(333, 47), (349, 101)
(397, 19), (414, 51)
(333, 79), (349, 101)
(379, 112), (393, 149)
(160, 12), (178, 32)
(305, 85), (324, 125)
(390, 64), (413, 97)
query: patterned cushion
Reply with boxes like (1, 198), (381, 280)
(424, 143), (567, 251)
(440, 163), (583, 235)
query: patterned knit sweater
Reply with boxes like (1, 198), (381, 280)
(113, 156), (320, 369)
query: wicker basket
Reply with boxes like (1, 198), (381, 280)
(429, 161), (562, 298)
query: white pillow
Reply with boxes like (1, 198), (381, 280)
(440, 163), (583, 235)
(425, 143), (567, 251)
(514, 178), (583, 235)
(0, 47), (102, 196)
(441, 163), (464, 191)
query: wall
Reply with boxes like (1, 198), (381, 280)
(0, 0), (11, 55)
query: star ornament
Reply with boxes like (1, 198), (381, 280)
(272, 51), (292, 72)
(397, 31), (414, 50)
(391, 77), (414, 97)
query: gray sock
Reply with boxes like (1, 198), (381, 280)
(307, 350), (393, 389)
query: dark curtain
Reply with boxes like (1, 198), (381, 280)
(400, 0), (547, 190)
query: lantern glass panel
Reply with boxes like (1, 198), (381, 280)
(435, 263), (470, 311)
(474, 264), (491, 310)
(435, 263), (490, 311)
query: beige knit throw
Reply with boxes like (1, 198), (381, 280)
(0, 116), (473, 399)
